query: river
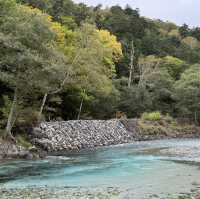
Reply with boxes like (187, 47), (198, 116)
(0, 139), (200, 198)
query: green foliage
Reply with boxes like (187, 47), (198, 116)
(16, 134), (33, 149)
(0, 1), (71, 135)
(0, 95), (12, 129)
(0, 96), (12, 120)
(138, 121), (168, 136)
(175, 64), (200, 122)
(164, 113), (175, 124)
(142, 112), (162, 121)
(138, 113), (199, 137)
(160, 56), (188, 79)
(1, 0), (200, 138)
(118, 84), (152, 118)
(16, 108), (40, 127)
(0, 0), (16, 18)
(179, 24), (190, 38)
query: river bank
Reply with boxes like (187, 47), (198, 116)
(31, 119), (200, 153)
(0, 138), (46, 161)
(0, 185), (200, 199)
(0, 119), (200, 161)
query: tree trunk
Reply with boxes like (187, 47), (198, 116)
(77, 97), (84, 120)
(5, 88), (18, 140)
(38, 93), (48, 122)
(128, 41), (135, 88)
(36, 50), (80, 122)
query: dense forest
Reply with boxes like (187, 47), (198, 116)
(1, 0), (200, 138)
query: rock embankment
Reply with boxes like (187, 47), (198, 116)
(0, 139), (32, 160)
(31, 120), (138, 152)
(31, 119), (200, 153)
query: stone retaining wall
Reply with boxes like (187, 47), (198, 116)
(31, 120), (137, 152)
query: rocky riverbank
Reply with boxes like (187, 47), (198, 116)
(0, 138), (47, 161)
(0, 139), (32, 160)
(1, 119), (200, 160)
(0, 185), (200, 199)
(31, 120), (137, 152)
(31, 119), (200, 153)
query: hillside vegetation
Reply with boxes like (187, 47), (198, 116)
(1, 0), (200, 138)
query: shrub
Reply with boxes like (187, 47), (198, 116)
(16, 135), (32, 149)
(164, 113), (174, 123)
(142, 111), (162, 121)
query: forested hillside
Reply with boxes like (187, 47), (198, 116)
(1, 0), (200, 138)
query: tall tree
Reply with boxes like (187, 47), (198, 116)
(0, 1), (69, 137)
(128, 41), (135, 88)
(175, 64), (200, 123)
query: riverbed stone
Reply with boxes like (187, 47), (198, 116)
(31, 120), (137, 152)
(30, 119), (200, 153)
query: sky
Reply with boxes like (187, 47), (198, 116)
(74, 0), (200, 27)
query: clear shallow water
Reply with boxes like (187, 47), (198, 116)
(0, 139), (200, 196)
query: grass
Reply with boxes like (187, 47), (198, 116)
(142, 111), (162, 121)
(138, 112), (200, 137)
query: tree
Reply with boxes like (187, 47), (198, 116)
(118, 81), (152, 118)
(0, 2), (69, 137)
(128, 41), (135, 88)
(138, 56), (175, 114)
(142, 68), (175, 113)
(141, 30), (162, 55)
(179, 24), (190, 38)
(168, 29), (181, 39)
(160, 56), (188, 80)
(175, 42), (200, 64)
(181, 36), (200, 50)
(16, 0), (52, 11)
(191, 27), (200, 41)
(138, 55), (161, 86)
(69, 24), (122, 118)
(175, 64), (200, 123)
(96, 29), (122, 77)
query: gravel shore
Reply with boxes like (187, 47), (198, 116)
(0, 186), (200, 199)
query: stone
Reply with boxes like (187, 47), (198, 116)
(31, 120), (136, 153)
(24, 153), (34, 160)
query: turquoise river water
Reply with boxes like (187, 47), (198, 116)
(0, 139), (200, 197)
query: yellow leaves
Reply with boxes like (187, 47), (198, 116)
(182, 36), (200, 49)
(96, 29), (122, 61)
(50, 22), (66, 45)
(58, 28), (78, 59)
(94, 29), (122, 79)
(168, 29), (181, 39)
(103, 57), (116, 78)
(159, 28), (168, 36)
(163, 56), (185, 66)
(18, 5), (66, 45)
(159, 28), (181, 39)
(17, 5), (79, 61)
(18, 5), (46, 19)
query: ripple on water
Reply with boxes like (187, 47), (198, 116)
(0, 139), (200, 198)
